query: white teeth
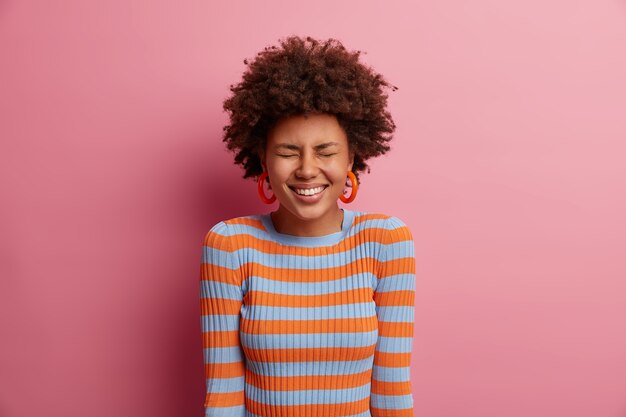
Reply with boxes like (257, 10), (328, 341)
(294, 186), (325, 196)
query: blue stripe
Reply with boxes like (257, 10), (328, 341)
(205, 376), (244, 392)
(202, 246), (237, 268)
(258, 214), (404, 234)
(375, 306), (414, 322)
(246, 411), (370, 417)
(241, 331), (378, 349)
(200, 280), (242, 300)
(205, 404), (245, 417)
(383, 241), (415, 260)
(376, 336), (413, 353)
(245, 382), (371, 405)
(242, 302), (375, 320)
(203, 347), (243, 363)
(204, 240), (413, 270)
(372, 365), (410, 382)
(375, 274), (415, 292)
(242, 273), (377, 295)
(201, 314), (239, 332)
(247, 357), (374, 377)
(370, 393), (413, 409)
(211, 212), (403, 240)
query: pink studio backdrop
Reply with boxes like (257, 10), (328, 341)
(1, 1), (625, 416)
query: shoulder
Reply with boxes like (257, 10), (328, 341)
(383, 214), (414, 244)
(202, 213), (266, 248)
(348, 211), (414, 262)
(352, 210), (413, 241)
(202, 220), (231, 251)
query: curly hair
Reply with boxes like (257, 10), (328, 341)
(222, 35), (398, 185)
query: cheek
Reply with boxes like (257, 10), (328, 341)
(334, 171), (349, 183)
(328, 161), (350, 182)
(266, 161), (290, 184)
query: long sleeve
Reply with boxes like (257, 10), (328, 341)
(199, 222), (246, 417)
(371, 216), (416, 417)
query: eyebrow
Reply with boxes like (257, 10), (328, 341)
(273, 142), (340, 151)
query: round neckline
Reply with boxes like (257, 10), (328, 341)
(260, 208), (355, 247)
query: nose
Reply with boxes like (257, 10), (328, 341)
(295, 149), (320, 179)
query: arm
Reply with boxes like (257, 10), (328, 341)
(371, 216), (416, 417)
(200, 222), (246, 417)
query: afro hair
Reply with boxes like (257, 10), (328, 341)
(222, 35), (398, 185)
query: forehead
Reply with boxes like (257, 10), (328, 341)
(267, 113), (348, 146)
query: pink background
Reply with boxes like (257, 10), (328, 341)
(1, 1), (625, 416)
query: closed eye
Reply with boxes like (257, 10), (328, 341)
(277, 153), (336, 158)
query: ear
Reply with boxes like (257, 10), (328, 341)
(348, 150), (354, 172)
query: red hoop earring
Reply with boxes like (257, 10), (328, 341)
(257, 171), (276, 204)
(339, 171), (358, 203)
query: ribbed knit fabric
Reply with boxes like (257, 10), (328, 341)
(199, 208), (416, 417)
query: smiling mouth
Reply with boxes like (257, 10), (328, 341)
(288, 185), (329, 196)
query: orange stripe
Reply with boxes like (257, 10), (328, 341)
(245, 260), (375, 282)
(241, 345), (375, 362)
(377, 321), (414, 337)
(202, 330), (239, 348)
(384, 225), (412, 242)
(204, 362), (245, 378)
(245, 368), (371, 391)
(371, 380), (412, 395)
(241, 316), (377, 334)
(200, 264), (238, 284)
(378, 257), (415, 278)
(238, 260), (375, 283)
(373, 290), (415, 306)
(203, 391), (244, 407)
(369, 407), (413, 417)
(246, 396), (370, 417)
(245, 287), (373, 307)
(225, 217), (266, 231)
(203, 230), (232, 251)
(373, 351), (411, 367)
(227, 257), (413, 285)
(224, 225), (409, 256)
(200, 298), (241, 315)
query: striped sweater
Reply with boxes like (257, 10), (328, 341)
(199, 208), (416, 417)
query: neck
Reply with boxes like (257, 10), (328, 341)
(271, 206), (344, 237)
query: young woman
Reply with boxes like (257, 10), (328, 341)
(200, 36), (416, 417)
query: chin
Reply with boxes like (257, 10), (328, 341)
(286, 202), (333, 219)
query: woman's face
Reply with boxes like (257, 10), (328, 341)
(261, 113), (354, 224)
